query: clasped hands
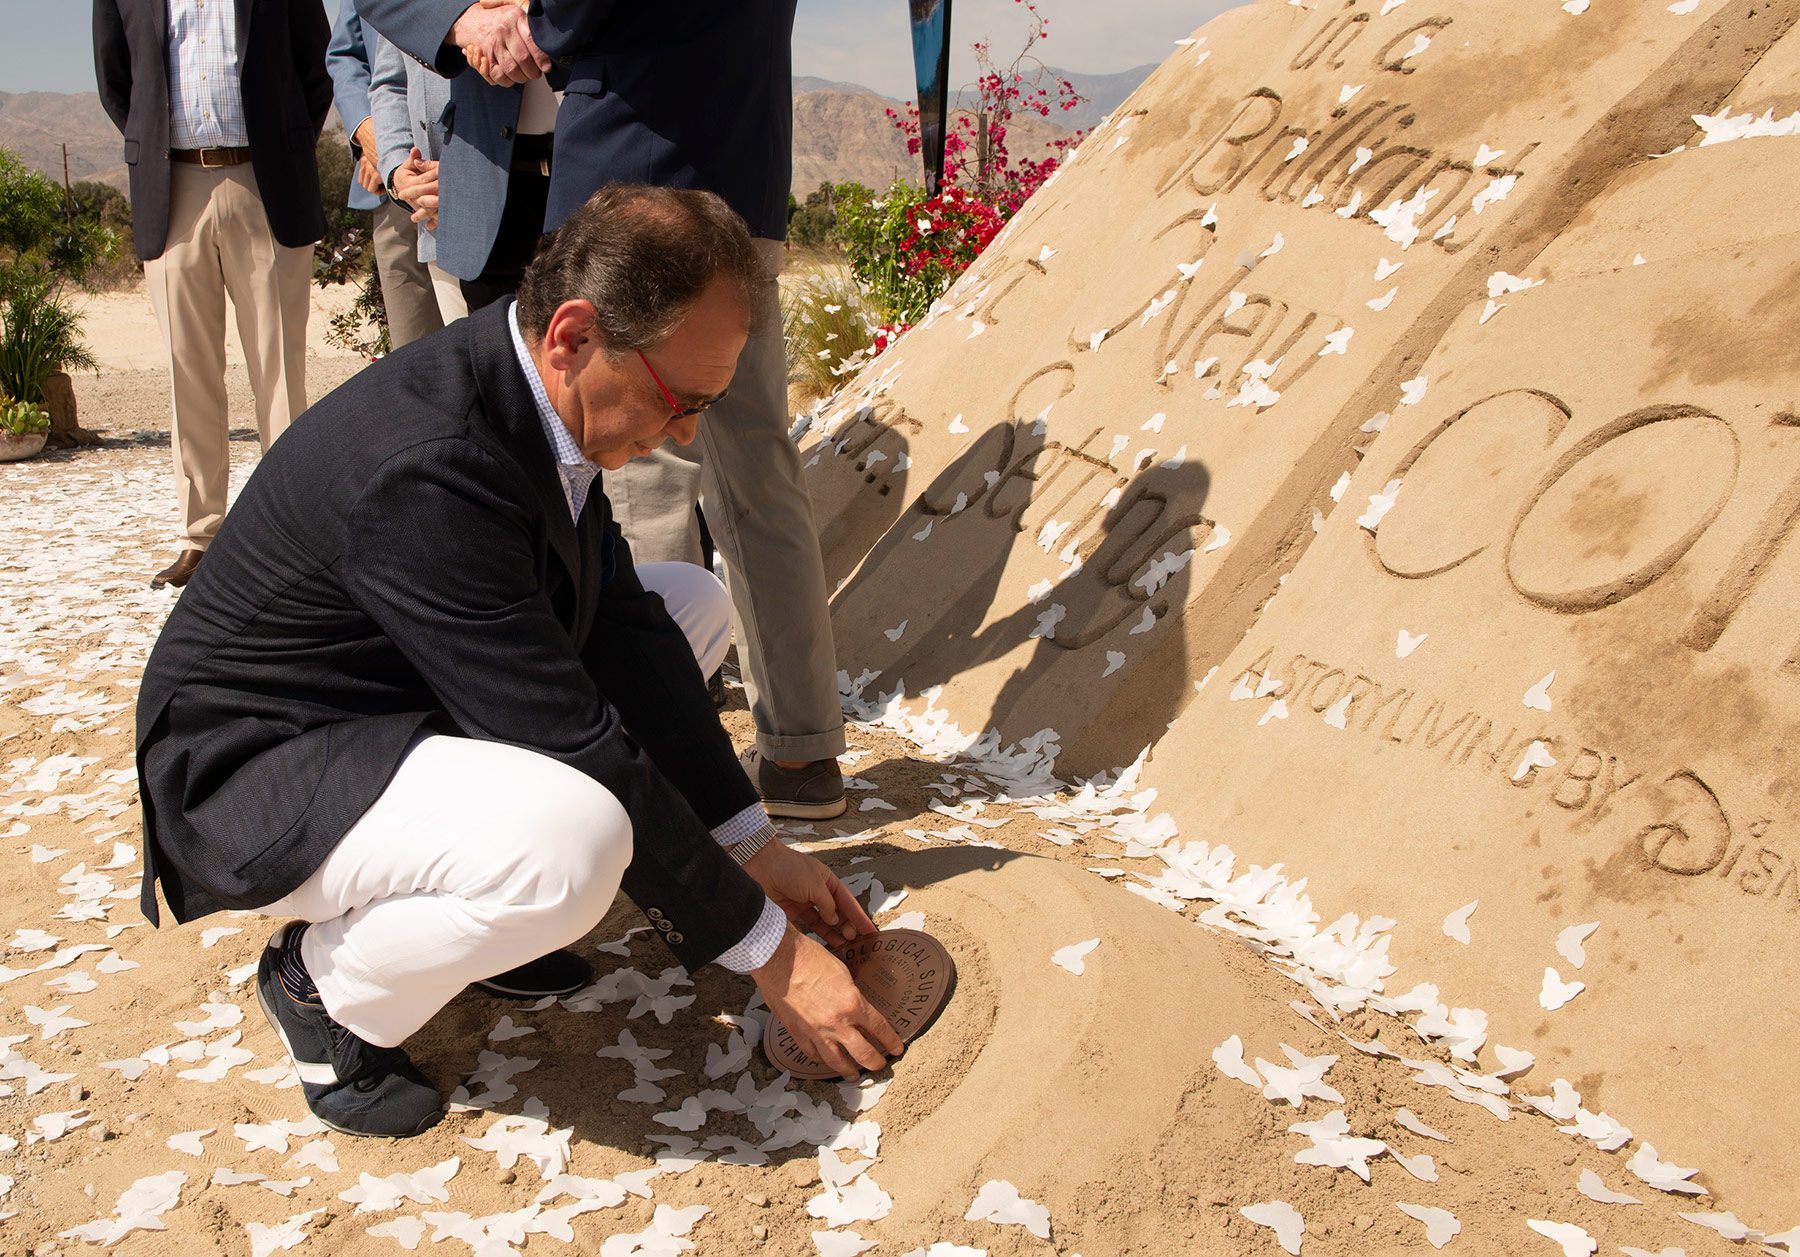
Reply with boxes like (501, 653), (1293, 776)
(451, 0), (548, 87)
(390, 147), (440, 231)
(740, 838), (905, 1082)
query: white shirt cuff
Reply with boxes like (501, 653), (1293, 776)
(712, 804), (773, 849)
(713, 897), (786, 973)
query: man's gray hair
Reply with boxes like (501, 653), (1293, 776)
(516, 184), (765, 353)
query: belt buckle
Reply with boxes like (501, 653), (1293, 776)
(537, 157), (551, 177)
(199, 148), (226, 169)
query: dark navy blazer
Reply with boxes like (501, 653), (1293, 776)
(92, 0), (332, 261)
(530, 0), (798, 240)
(356, 0), (796, 244)
(133, 301), (767, 970)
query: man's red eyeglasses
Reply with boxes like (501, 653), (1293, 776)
(637, 351), (729, 420)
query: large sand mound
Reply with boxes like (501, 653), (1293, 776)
(805, 0), (1797, 775)
(806, 0), (1800, 1233)
(6, 0), (1798, 1250)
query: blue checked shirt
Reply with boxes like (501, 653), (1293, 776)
(507, 304), (785, 972)
(166, 0), (249, 149)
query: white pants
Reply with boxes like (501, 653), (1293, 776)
(428, 261), (468, 326)
(260, 562), (731, 1047)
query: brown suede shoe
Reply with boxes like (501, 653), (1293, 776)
(739, 747), (847, 820)
(151, 549), (204, 590)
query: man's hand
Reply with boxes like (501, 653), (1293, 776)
(752, 923), (904, 1081)
(352, 119), (384, 195)
(743, 838), (877, 946)
(391, 148), (440, 231)
(450, 1), (548, 87)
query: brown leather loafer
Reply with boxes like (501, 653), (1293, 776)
(151, 549), (204, 589)
(739, 747), (848, 820)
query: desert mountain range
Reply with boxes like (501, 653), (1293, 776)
(1, 66), (1152, 201)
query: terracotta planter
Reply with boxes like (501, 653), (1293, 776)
(43, 371), (101, 449)
(0, 431), (49, 462)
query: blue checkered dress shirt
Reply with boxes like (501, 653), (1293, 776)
(166, 0), (249, 149)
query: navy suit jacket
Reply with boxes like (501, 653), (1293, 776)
(134, 301), (768, 970)
(356, 0), (795, 245)
(531, 0), (797, 240)
(92, 0), (332, 261)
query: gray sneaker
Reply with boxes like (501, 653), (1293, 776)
(739, 747), (847, 820)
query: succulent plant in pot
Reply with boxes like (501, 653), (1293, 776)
(0, 394), (51, 462)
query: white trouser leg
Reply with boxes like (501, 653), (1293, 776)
(428, 261), (468, 325)
(257, 562), (727, 1047)
(262, 735), (632, 1046)
(636, 560), (732, 679)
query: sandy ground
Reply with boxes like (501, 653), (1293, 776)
(69, 281), (372, 377)
(0, 296), (1768, 1257)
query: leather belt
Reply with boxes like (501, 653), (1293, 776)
(510, 133), (554, 176)
(171, 147), (251, 168)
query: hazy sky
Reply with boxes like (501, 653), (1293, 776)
(5, 0), (1240, 101)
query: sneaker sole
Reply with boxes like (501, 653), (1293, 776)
(472, 977), (588, 999)
(255, 983), (443, 1140)
(760, 796), (849, 820)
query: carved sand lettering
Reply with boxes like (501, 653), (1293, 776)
(835, 402), (923, 496)
(1369, 397), (1798, 670)
(1638, 770), (1730, 875)
(1374, 17), (1454, 75)
(1506, 405), (1739, 613)
(1156, 89), (1283, 201)
(1236, 651), (1623, 809)
(1372, 388), (1573, 579)
(1680, 421), (1800, 655)
(972, 251), (1052, 327)
(1062, 208), (1219, 364)
(1289, 10), (1370, 73)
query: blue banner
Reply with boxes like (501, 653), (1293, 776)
(908, 0), (953, 194)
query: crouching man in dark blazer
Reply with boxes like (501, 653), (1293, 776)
(134, 185), (901, 1139)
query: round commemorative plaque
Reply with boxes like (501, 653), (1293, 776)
(763, 928), (957, 1079)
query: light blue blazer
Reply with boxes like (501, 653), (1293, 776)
(324, 4), (384, 213)
(368, 33), (451, 264)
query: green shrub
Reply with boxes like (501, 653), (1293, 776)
(0, 149), (118, 286)
(788, 183), (842, 249)
(66, 180), (138, 289)
(324, 266), (391, 359)
(0, 269), (96, 406)
(312, 129), (387, 355)
(832, 181), (936, 325)
(0, 396), (51, 436)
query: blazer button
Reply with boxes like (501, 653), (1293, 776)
(667, 931), (684, 945)
(646, 908), (665, 921)
(500, 124), (513, 140)
(655, 919), (673, 932)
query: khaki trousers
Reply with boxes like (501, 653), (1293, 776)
(144, 163), (313, 551)
(605, 239), (847, 763)
(370, 199), (441, 350)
